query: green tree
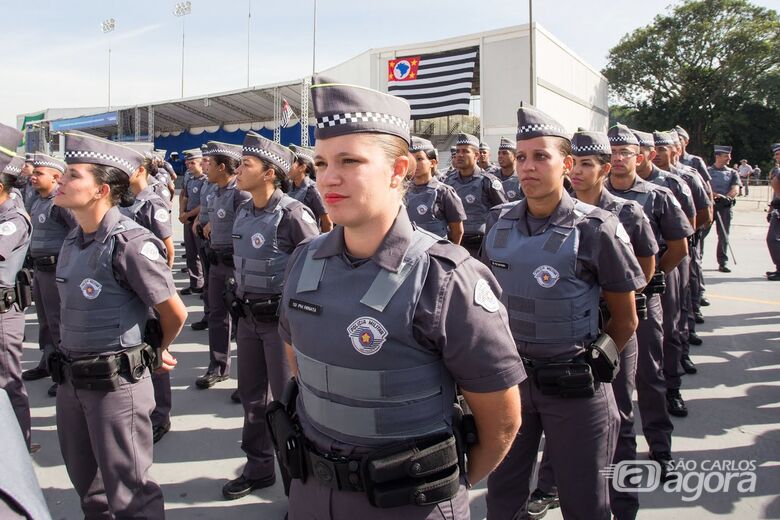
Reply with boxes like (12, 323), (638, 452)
(603, 0), (780, 167)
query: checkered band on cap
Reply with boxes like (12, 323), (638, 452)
(316, 112), (409, 133)
(608, 124), (640, 146)
(653, 132), (675, 146)
(243, 147), (291, 172)
(517, 123), (566, 136)
(203, 142), (243, 161)
(498, 137), (515, 151)
(714, 145), (732, 154)
(2, 156), (24, 175)
(571, 131), (611, 156)
(772, 143), (780, 153)
(290, 145), (314, 163)
(311, 76), (412, 145)
(455, 133), (480, 147)
(64, 149), (135, 171)
(409, 136), (434, 153)
(572, 143), (611, 154)
(630, 130), (654, 147)
(32, 153), (66, 173)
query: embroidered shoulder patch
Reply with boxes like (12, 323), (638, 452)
(474, 279), (500, 312)
(0, 221), (17, 236)
(154, 208), (169, 222)
(140, 241), (161, 261)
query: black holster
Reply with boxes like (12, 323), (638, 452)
(645, 270), (666, 295)
(223, 278), (245, 321)
(525, 357), (596, 398)
(0, 288), (16, 313)
(267, 378), (307, 481)
(13, 268), (33, 310)
(195, 224), (205, 240)
(142, 319), (164, 370)
(32, 255), (58, 272)
(48, 344), (159, 391)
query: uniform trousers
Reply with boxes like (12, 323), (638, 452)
(688, 240), (704, 332)
(677, 257), (692, 357)
(486, 379), (618, 520)
(32, 269), (60, 369)
(767, 214), (780, 271)
(183, 218), (204, 290)
(714, 206), (733, 267)
(534, 336), (639, 520)
(236, 314), (290, 479)
(661, 268), (684, 391)
(56, 371), (164, 519)
(207, 260), (232, 376)
(635, 294), (673, 455)
(197, 238), (211, 320)
(150, 371), (171, 429)
(0, 304), (31, 447)
(289, 471), (470, 520)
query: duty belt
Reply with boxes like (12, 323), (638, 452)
(208, 249), (234, 267)
(32, 255), (58, 271)
(461, 234), (484, 246)
(0, 288), (16, 313)
(237, 295), (281, 322)
(521, 355), (596, 398)
(49, 343), (160, 392)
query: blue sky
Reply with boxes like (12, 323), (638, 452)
(1, 0), (776, 126)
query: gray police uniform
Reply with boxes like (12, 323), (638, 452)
(182, 172), (206, 290)
(606, 176), (692, 457)
(768, 160), (780, 273)
(0, 200), (33, 447)
(149, 175), (173, 207)
(280, 211), (526, 519)
(404, 179), (466, 238)
(708, 164), (740, 267)
(644, 165), (695, 394)
(483, 193), (644, 520)
(443, 168), (506, 255)
(277, 76), (526, 520)
(232, 189), (319, 481)
(8, 187), (25, 212)
(55, 207), (175, 519)
(0, 389), (52, 520)
(121, 186), (175, 432)
(288, 175), (328, 225)
(197, 180), (218, 322)
(498, 171), (523, 202)
(206, 177), (251, 376)
(536, 188), (659, 519)
(29, 189), (77, 371)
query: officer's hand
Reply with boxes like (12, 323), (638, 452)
(178, 213), (188, 224)
(203, 223), (211, 239)
(156, 350), (178, 373)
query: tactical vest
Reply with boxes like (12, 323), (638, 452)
(484, 201), (600, 354)
(30, 194), (69, 257)
(149, 177), (172, 207)
(0, 204), (31, 288)
(120, 187), (163, 222)
(185, 175), (205, 211)
(445, 171), (489, 236)
(232, 198), (296, 297)
(288, 176), (315, 203)
(56, 218), (149, 354)
(607, 182), (663, 247)
(285, 229), (455, 447)
(199, 181), (217, 224)
(209, 181), (240, 251)
(708, 167), (735, 195)
(500, 174), (523, 202)
(405, 181), (448, 238)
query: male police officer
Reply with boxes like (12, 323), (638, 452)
(606, 123), (692, 478)
(444, 133), (506, 256)
(767, 143), (780, 280)
(477, 142), (497, 172)
(179, 148), (206, 295)
(21, 154), (76, 399)
(708, 145), (741, 272)
(495, 137), (523, 202)
(406, 136), (466, 243)
(191, 146), (218, 331)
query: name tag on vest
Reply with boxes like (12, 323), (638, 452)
(231, 234), (242, 239)
(55, 277), (66, 283)
(289, 298), (322, 315)
(490, 260), (510, 270)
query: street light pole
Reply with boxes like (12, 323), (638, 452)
(101, 18), (116, 109)
(174, 1), (192, 98)
(247, 0), (251, 88)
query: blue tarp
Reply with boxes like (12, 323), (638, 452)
(154, 123), (315, 161)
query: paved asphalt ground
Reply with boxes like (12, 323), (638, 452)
(22, 196), (780, 519)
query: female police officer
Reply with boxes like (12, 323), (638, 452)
(274, 76), (526, 519)
(483, 108), (645, 520)
(122, 152), (178, 443)
(221, 132), (319, 500)
(52, 131), (187, 518)
(0, 136), (33, 449)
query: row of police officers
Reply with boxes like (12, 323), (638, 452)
(0, 73), (774, 519)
